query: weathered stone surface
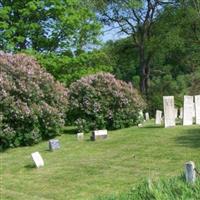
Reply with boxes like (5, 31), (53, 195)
(145, 112), (150, 120)
(91, 130), (108, 141)
(174, 108), (178, 119)
(31, 152), (44, 168)
(49, 139), (60, 151)
(163, 96), (175, 128)
(179, 107), (183, 119)
(195, 95), (200, 125)
(185, 161), (196, 183)
(155, 110), (162, 125)
(183, 96), (194, 126)
(77, 132), (84, 140)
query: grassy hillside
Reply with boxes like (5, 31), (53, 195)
(1, 122), (200, 200)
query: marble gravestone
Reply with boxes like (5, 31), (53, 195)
(195, 95), (200, 125)
(49, 139), (60, 151)
(185, 161), (196, 183)
(145, 112), (150, 121)
(183, 96), (194, 126)
(174, 108), (178, 119)
(77, 132), (84, 140)
(138, 110), (144, 121)
(31, 152), (44, 168)
(163, 96), (175, 128)
(155, 110), (162, 125)
(91, 130), (108, 141)
(179, 107), (183, 119)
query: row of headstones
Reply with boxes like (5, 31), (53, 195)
(154, 95), (200, 127)
(31, 130), (108, 168)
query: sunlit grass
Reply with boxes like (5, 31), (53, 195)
(1, 122), (200, 200)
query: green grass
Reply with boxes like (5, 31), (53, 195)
(1, 122), (200, 200)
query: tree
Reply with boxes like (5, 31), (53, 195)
(0, 0), (101, 53)
(91, 0), (175, 95)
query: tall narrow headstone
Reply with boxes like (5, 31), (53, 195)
(195, 95), (200, 125)
(31, 152), (44, 168)
(155, 110), (162, 125)
(179, 107), (183, 119)
(185, 161), (196, 183)
(174, 108), (178, 119)
(163, 96), (175, 128)
(183, 96), (194, 126)
(145, 112), (150, 121)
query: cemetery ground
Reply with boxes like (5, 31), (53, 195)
(1, 121), (200, 200)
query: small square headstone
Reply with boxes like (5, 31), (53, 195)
(49, 139), (60, 151)
(77, 132), (84, 140)
(91, 130), (108, 141)
(31, 152), (44, 168)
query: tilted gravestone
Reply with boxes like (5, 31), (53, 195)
(77, 132), (84, 140)
(155, 110), (162, 125)
(31, 152), (44, 168)
(91, 130), (108, 141)
(183, 96), (194, 126)
(49, 139), (60, 151)
(163, 96), (175, 128)
(145, 112), (150, 120)
(195, 95), (200, 125)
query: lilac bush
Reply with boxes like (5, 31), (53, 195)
(68, 73), (146, 132)
(0, 53), (68, 149)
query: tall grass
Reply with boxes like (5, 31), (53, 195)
(96, 175), (200, 200)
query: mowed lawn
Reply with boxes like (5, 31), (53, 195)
(1, 122), (200, 200)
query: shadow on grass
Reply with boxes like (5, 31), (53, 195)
(143, 125), (164, 128)
(62, 126), (77, 135)
(24, 164), (35, 169)
(175, 128), (200, 148)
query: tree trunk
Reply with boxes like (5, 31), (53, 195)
(139, 46), (150, 96)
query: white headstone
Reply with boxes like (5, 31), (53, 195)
(179, 107), (183, 119)
(185, 161), (196, 183)
(163, 96), (175, 128)
(31, 152), (44, 168)
(174, 108), (178, 119)
(91, 130), (108, 141)
(77, 132), (84, 140)
(155, 110), (162, 125)
(138, 110), (144, 121)
(183, 96), (194, 126)
(195, 95), (200, 125)
(145, 112), (150, 120)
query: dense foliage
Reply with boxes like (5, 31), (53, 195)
(96, 176), (200, 200)
(0, 53), (68, 149)
(68, 73), (145, 132)
(28, 50), (113, 86)
(0, 0), (101, 53)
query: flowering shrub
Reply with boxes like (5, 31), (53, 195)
(0, 53), (68, 149)
(68, 73), (146, 132)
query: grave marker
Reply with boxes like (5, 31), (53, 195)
(195, 95), (200, 125)
(77, 132), (84, 140)
(185, 161), (196, 183)
(91, 130), (108, 141)
(163, 96), (175, 128)
(145, 112), (150, 121)
(31, 152), (44, 168)
(183, 96), (194, 126)
(155, 110), (162, 125)
(49, 139), (60, 151)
